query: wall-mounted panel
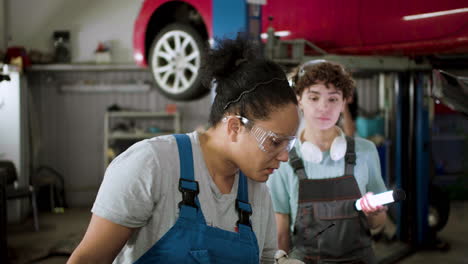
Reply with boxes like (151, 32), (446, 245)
(27, 69), (211, 206)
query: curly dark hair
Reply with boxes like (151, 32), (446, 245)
(290, 60), (355, 99)
(201, 34), (297, 127)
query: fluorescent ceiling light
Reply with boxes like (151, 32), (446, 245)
(403, 8), (468, 21)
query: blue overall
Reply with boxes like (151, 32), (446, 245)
(134, 134), (260, 264)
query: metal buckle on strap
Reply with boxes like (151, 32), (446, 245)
(235, 199), (252, 227)
(290, 156), (304, 173)
(178, 178), (199, 208)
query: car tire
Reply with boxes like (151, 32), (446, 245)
(148, 23), (208, 101)
(428, 184), (450, 233)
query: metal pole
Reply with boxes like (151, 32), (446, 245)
(396, 72), (412, 242)
(415, 73), (430, 245)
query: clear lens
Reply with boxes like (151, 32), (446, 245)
(250, 126), (296, 153)
(223, 115), (296, 153)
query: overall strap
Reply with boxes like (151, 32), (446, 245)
(289, 147), (307, 180)
(236, 171), (253, 230)
(344, 136), (356, 177)
(174, 134), (202, 221)
(174, 134), (195, 181)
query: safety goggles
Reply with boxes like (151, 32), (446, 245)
(223, 115), (297, 153)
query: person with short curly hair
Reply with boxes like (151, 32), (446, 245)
(68, 35), (300, 264)
(268, 60), (387, 264)
(291, 60), (356, 99)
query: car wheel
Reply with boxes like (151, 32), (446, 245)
(148, 23), (208, 101)
(428, 185), (450, 232)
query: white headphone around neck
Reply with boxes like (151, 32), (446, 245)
(300, 127), (347, 163)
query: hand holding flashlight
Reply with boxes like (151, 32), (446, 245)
(355, 190), (406, 214)
(274, 250), (305, 264)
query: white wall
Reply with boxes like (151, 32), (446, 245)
(8, 0), (145, 63)
(27, 70), (211, 207)
(0, 0), (6, 50)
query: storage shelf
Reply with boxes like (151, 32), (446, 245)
(28, 63), (148, 72)
(107, 111), (178, 118)
(61, 83), (151, 93)
(108, 132), (169, 140)
(432, 135), (466, 141)
(103, 111), (181, 169)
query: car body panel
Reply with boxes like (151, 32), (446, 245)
(261, 0), (362, 49)
(356, 1), (468, 55)
(134, 0), (468, 65)
(261, 0), (468, 56)
(359, 2), (467, 45)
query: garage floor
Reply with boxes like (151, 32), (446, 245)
(6, 201), (468, 264)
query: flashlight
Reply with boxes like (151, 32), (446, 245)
(355, 189), (406, 211)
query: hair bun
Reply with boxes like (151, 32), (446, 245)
(235, 58), (247, 66)
(201, 34), (260, 89)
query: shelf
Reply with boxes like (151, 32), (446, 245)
(61, 83), (151, 93)
(103, 111), (181, 169)
(109, 132), (169, 140)
(107, 111), (178, 118)
(28, 63), (148, 72)
(433, 174), (465, 185)
(432, 135), (466, 141)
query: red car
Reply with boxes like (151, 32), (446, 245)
(133, 0), (468, 100)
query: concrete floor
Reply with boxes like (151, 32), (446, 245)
(7, 207), (90, 264)
(6, 201), (468, 264)
(397, 201), (468, 264)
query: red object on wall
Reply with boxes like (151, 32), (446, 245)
(165, 103), (177, 114)
(434, 100), (458, 114)
(4, 46), (32, 68)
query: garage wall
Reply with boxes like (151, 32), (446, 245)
(25, 69), (380, 207)
(27, 70), (211, 207)
(5, 0), (384, 208)
(355, 75), (382, 116)
(8, 0), (144, 63)
(0, 0), (6, 50)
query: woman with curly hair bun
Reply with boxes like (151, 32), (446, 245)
(268, 60), (387, 264)
(68, 35), (300, 264)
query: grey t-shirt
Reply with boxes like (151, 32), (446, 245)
(92, 132), (277, 263)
